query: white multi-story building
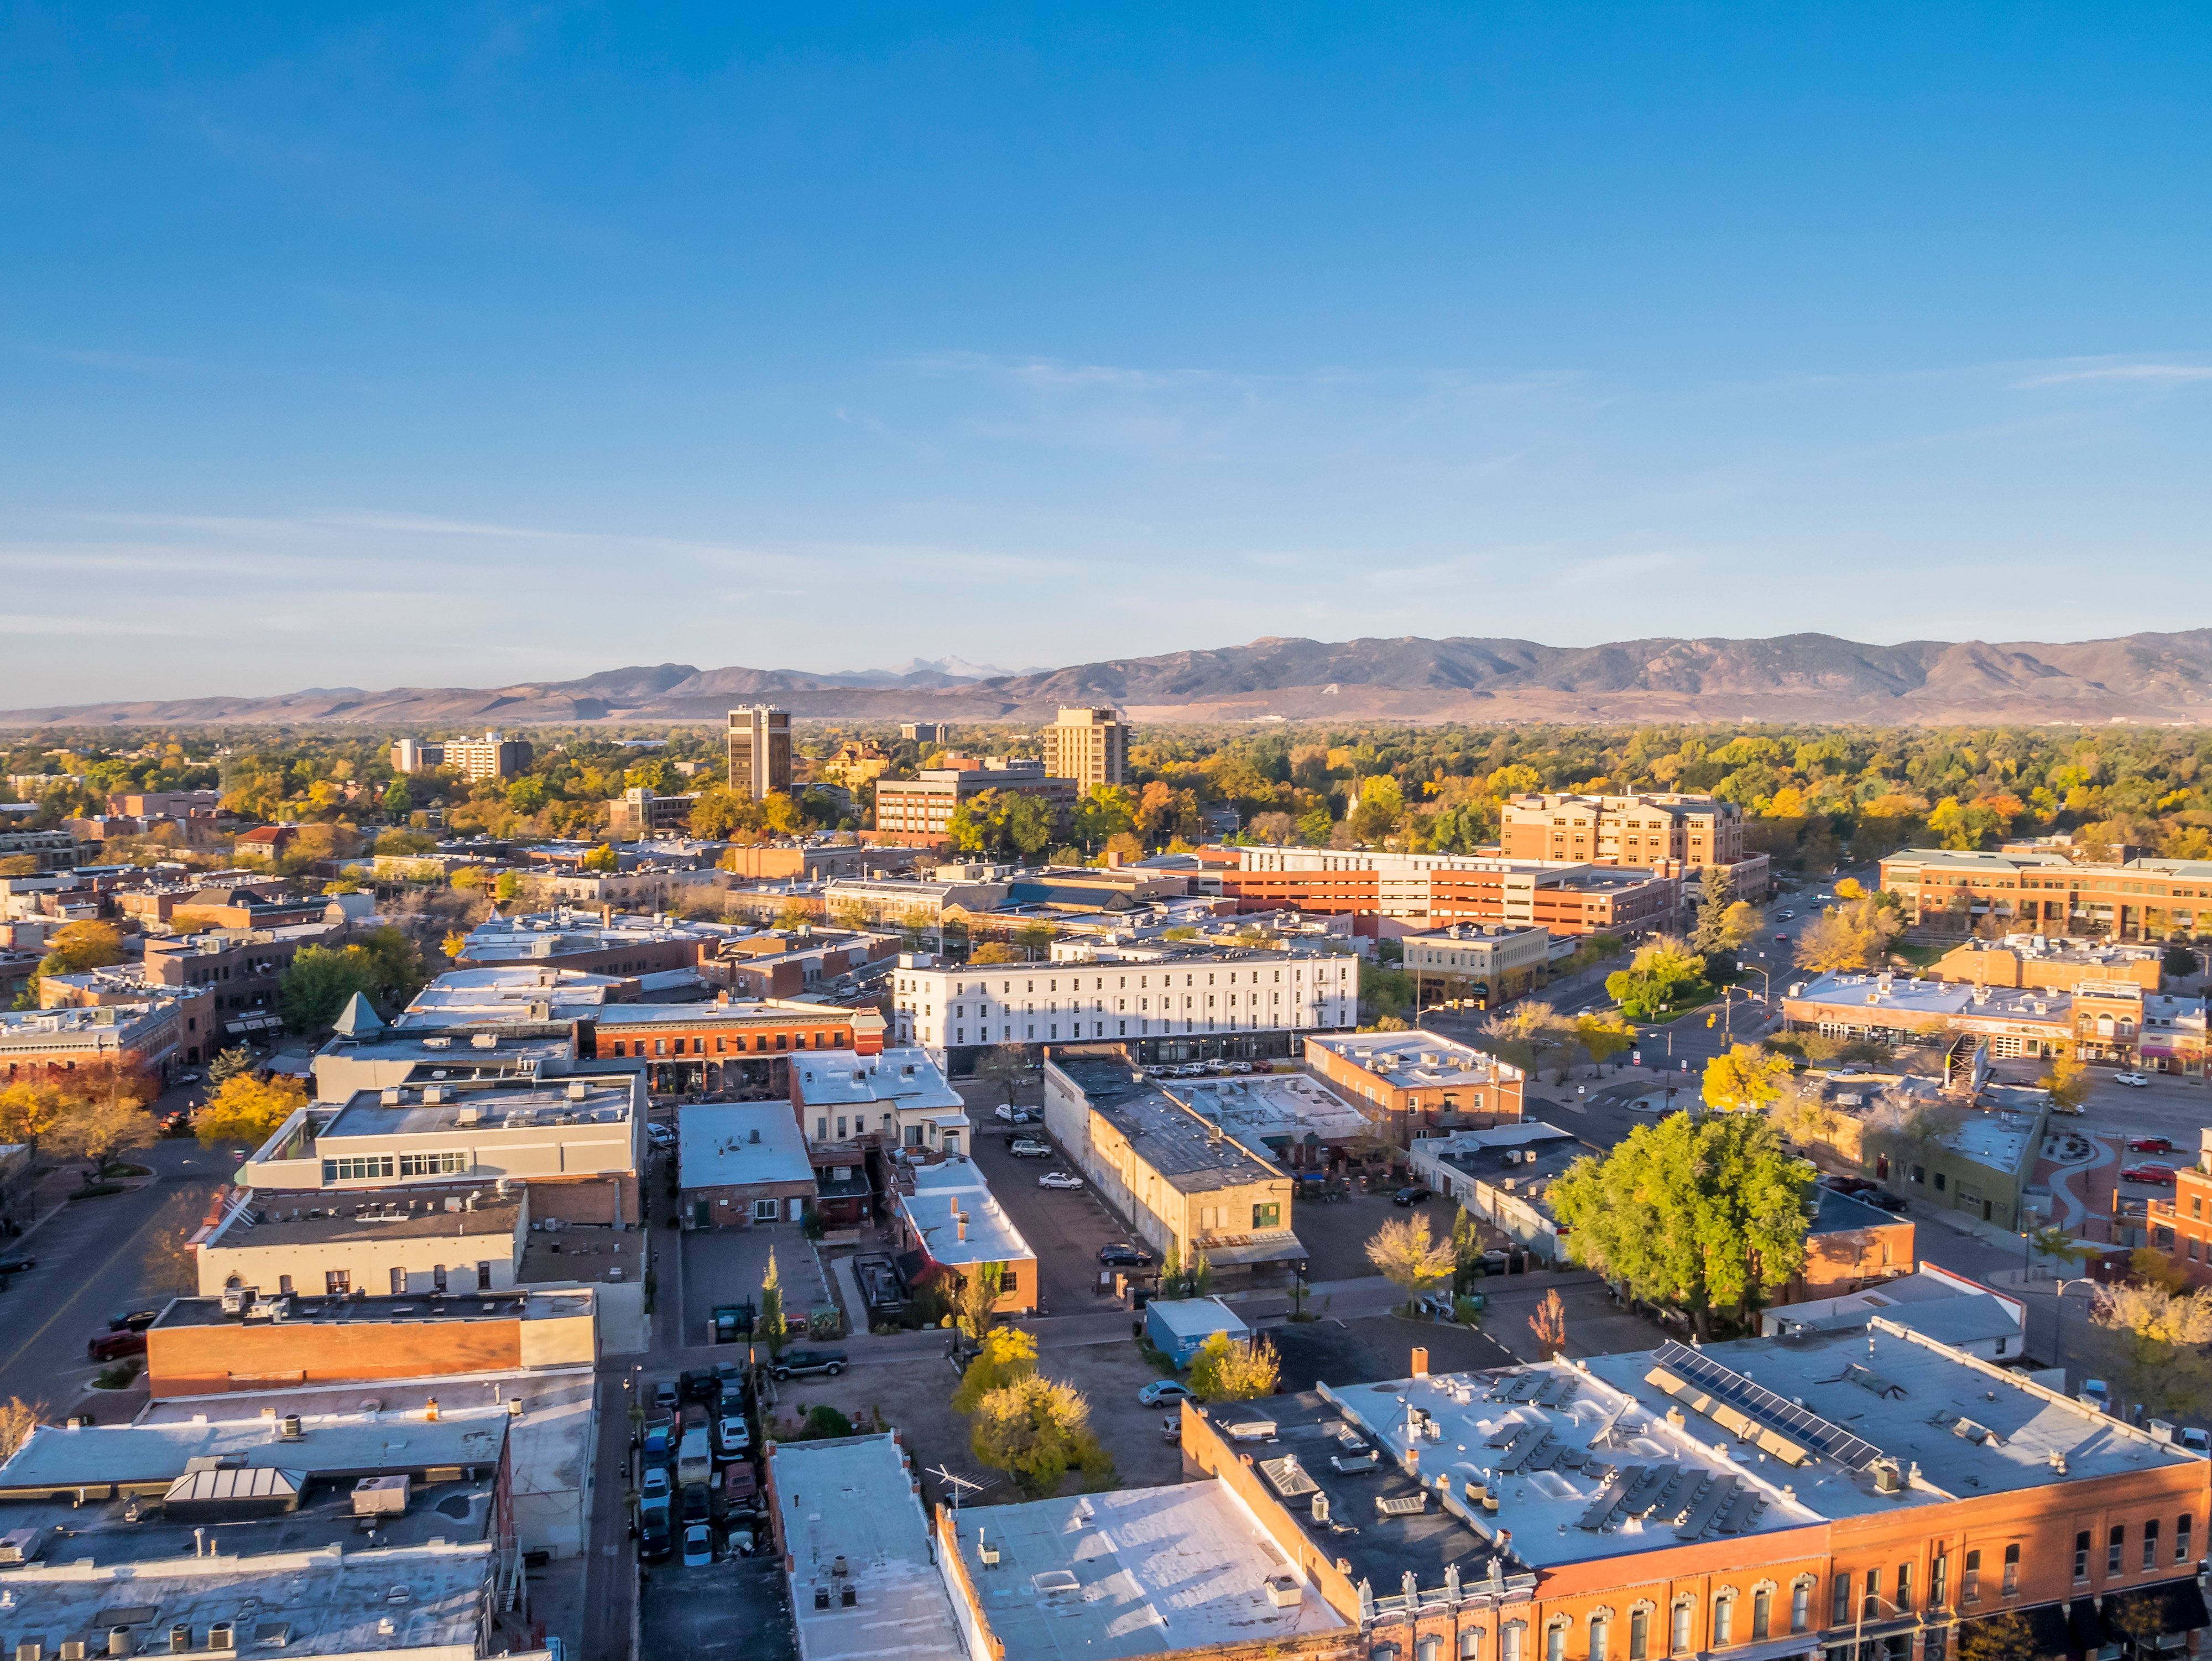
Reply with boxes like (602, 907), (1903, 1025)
(890, 945), (1358, 1068)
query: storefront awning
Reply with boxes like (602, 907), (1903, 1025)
(2100, 1578), (2212, 1648)
(1195, 1236), (1308, 1269)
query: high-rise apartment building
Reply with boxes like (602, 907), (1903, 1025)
(389, 731), (533, 781)
(1038, 706), (1126, 788)
(727, 705), (792, 801)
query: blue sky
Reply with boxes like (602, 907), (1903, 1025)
(4, 4), (2210, 704)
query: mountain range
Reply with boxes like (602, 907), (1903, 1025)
(8, 629), (2212, 728)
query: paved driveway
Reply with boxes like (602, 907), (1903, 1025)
(965, 1122), (1134, 1313)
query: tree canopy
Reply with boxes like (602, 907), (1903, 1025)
(276, 927), (424, 1031)
(1548, 1111), (1815, 1336)
(196, 1074), (307, 1148)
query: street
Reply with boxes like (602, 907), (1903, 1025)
(0, 1090), (227, 1422)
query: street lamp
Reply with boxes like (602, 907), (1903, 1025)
(1852, 1588), (1913, 1661)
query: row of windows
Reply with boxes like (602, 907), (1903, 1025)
(904, 967), (1350, 997)
(608, 1029), (846, 1058)
(254, 1264), (496, 1297)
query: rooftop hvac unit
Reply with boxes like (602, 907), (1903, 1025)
(471, 1034), (498, 1050)
(380, 1089), (401, 1106)
(454, 1105), (483, 1127)
(206, 1629), (232, 1655)
(168, 1629), (191, 1656)
(0, 1527), (42, 1565)
(748, 1128), (761, 1144)
(566, 1082), (588, 1101)
(421, 1037), (452, 1050)
(421, 1087), (445, 1106)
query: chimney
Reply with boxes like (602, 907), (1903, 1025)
(1411, 1347), (1429, 1378)
(424, 1398), (439, 1422)
(956, 1212), (968, 1243)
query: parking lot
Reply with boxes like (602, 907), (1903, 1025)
(962, 1105), (1149, 1315)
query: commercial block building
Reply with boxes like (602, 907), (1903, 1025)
(236, 1070), (645, 1225)
(1762, 1263), (2028, 1364)
(1401, 923), (1555, 1008)
(1928, 934), (2169, 994)
(1407, 1121), (1589, 1262)
(675, 1100), (817, 1227)
(892, 943), (1358, 1069)
(2147, 1129), (2212, 1290)
(821, 869), (1015, 923)
(1881, 848), (2212, 940)
(1782, 970), (2208, 1074)
(1426, 861), (1679, 936)
(1037, 705), (1128, 788)
(392, 730), (534, 780)
(142, 919), (350, 1022)
(1305, 1029), (1526, 1131)
(1176, 1326), (2211, 1661)
(0, 988), (217, 1084)
(606, 785), (698, 838)
(1157, 1070), (1374, 1171)
(582, 998), (883, 1097)
(1043, 1049), (1303, 1284)
(145, 1287), (598, 1397)
(727, 704), (793, 800)
(870, 758), (1076, 840)
(794, 1044), (968, 1153)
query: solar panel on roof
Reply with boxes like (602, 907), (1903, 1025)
(1652, 1341), (1884, 1471)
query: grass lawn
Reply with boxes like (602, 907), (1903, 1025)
(1890, 943), (1947, 969)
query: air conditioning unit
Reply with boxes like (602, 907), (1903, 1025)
(455, 1106), (483, 1127)
(421, 1087), (445, 1106)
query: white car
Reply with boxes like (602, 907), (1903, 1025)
(682, 1523), (714, 1566)
(1137, 1381), (1194, 1407)
(994, 1102), (1036, 1124)
(2114, 1072), (2152, 1087)
(640, 1466), (670, 1504)
(1037, 1170), (1084, 1191)
(645, 1123), (675, 1148)
(714, 1414), (750, 1458)
(1009, 1137), (1052, 1158)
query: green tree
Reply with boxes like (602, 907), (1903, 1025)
(954, 1262), (1004, 1341)
(1690, 865), (1737, 956)
(1548, 1111), (1815, 1336)
(1573, 1011), (1637, 1072)
(207, 1046), (258, 1087)
(580, 843), (618, 872)
(2092, 1282), (2212, 1419)
(380, 778), (411, 815)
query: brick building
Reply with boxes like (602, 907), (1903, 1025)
(1881, 848), (2212, 940)
(1303, 1029), (1527, 1131)
(581, 1000), (884, 1096)
(674, 1101), (817, 1228)
(1500, 790), (1748, 871)
(0, 987), (217, 1084)
(871, 758), (1076, 840)
(1037, 705), (1128, 788)
(1427, 862), (1678, 936)
(1176, 1325), (2210, 1661)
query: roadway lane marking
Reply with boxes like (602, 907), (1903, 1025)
(0, 1190), (206, 1386)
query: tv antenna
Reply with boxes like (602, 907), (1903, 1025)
(926, 1466), (995, 1511)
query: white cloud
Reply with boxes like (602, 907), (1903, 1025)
(2016, 361), (2212, 388)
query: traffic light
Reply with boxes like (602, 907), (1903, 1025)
(1706, 1013), (1717, 1028)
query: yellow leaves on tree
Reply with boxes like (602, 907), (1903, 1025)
(1792, 894), (1901, 973)
(38, 921), (124, 977)
(1365, 1213), (1457, 1310)
(195, 1074), (307, 1150)
(969, 1373), (1105, 1498)
(951, 1327), (1037, 1414)
(1701, 1043), (1795, 1113)
(48, 1093), (153, 1180)
(1187, 1332), (1280, 1403)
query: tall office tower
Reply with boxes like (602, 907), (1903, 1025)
(1038, 706), (1127, 788)
(728, 706), (794, 801)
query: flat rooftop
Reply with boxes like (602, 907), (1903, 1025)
(1811, 1187), (1900, 1235)
(943, 1481), (1347, 1659)
(153, 1289), (592, 1331)
(0, 1537), (497, 1654)
(899, 1159), (1032, 1269)
(323, 1079), (633, 1139)
(1056, 1059), (1286, 1194)
(1771, 1271), (2022, 1348)
(1167, 1072), (1371, 1154)
(1787, 972), (2072, 1023)
(202, 1186), (524, 1251)
(795, 1047), (962, 1112)
(677, 1102), (813, 1190)
(771, 1434), (964, 1661)
(1307, 1030), (1521, 1087)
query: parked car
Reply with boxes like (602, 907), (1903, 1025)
(107, 1309), (159, 1332)
(1392, 1185), (1433, 1207)
(2122, 1165), (2177, 1185)
(173, 1070), (202, 1085)
(653, 1379), (679, 1411)
(2181, 1427), (2211, 1455)
(714, 1413), (750, 1459)
(1820, 1175), (1880, 1196)
(1161, 1414), (1182, 1444)
(721, 1460), (761, 1518)
(1473, 1249), (1511, 1275)
(769, 1349), (849, 1380)
(1008, 1137), (1052, 1158)
(682, 1522), (714, 1567)
(1773, 933), (1791, 944)
(0, 1256), (36, 1275)
(1037, 1170), (1084, 1191)
(2114, 1072), (2152, 1087)
(1098, 1243), (1155, 1268)
(1865, 1191), (1910, 1213)
(88, 1330), (147, 1363)
(1137, 1381), (1193, 1407)
(639, 1502), (673, 1561)
(645, 1123), (675, 1149)
(993, 1103), (1036, 1124)
(2127, 1136), (2176, 1154)
(681, 1482), (712, 1524)
(1230, 1061), (1253, 1074)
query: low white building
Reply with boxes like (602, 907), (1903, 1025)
(770, 1433), (966, 1661)
(890, 945), (1357, 1069)
(892, 1157), (1037, 1314)
(676, 1100), (817, 1227)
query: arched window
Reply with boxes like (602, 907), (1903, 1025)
(1751, 1587), (1772, 1641)
(1671, 1599), (1693, 1653)
(1458, 1628), (1485, 1660)
(1627, 1608), (1649, 1660)
(1790, 1580), (1812, 1633)
(1544, 1623), (1565, 1661)
(1500, 1621), (1526, 1661)
(1588, 1614), (1610, 1661)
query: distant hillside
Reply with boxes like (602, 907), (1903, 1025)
(8, 628), (2212, 727)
